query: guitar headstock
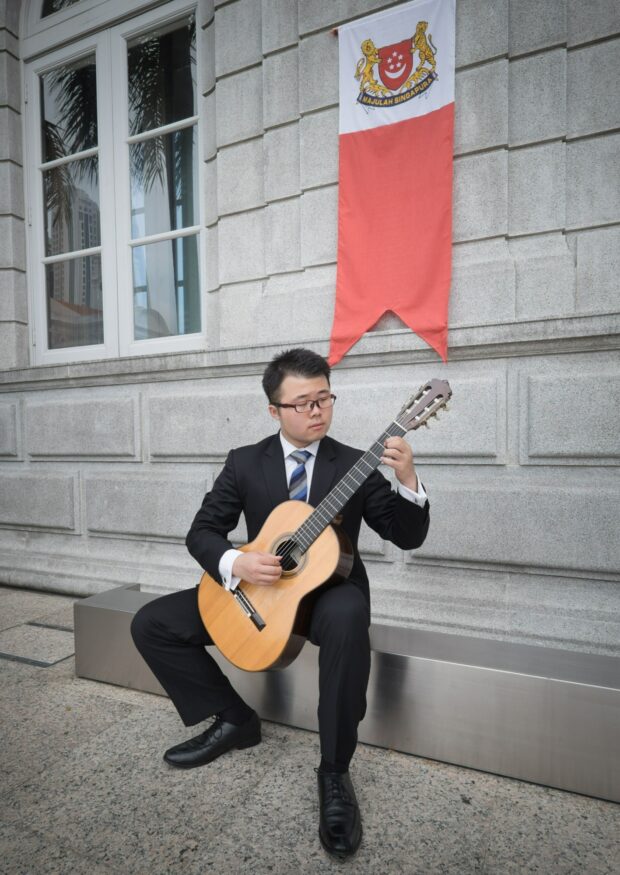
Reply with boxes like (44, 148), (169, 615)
(396, 379), (452, 432)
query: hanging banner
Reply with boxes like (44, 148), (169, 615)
(329, 0), (455, 364)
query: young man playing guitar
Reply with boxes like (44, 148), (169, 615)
(131, 348), (430, 860)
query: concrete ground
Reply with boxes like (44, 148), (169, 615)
(0, 585), (618, 875)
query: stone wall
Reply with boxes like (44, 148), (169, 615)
(0, 0), (618, 656)
(0, 0), (27, 370)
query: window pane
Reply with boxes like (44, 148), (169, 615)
(130, 126), (197, 239)
(43, 157), (100, 256)
(40, 55), (97, 161)
(46, 256), (104, 349)
(132, 235), (200, 340)
(127, 16), (196, 136)
(42, 0), (82, 16)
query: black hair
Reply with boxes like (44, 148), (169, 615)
(262, 347), (331, 403)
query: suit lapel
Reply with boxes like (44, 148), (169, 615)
(309, 436), (339, 506)
(262, 434), (289, 508)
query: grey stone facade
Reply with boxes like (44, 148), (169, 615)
(0, 0), (618, 655)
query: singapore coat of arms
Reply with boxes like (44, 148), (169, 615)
(355, 19), (438, 107)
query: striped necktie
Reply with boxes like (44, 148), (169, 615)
(288, 449), (312, 502)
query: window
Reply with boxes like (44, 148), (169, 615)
(24, 0), (204, 364)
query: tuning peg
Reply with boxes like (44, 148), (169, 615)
(423, 420), (430, 428)
(444, 402), (450, 411)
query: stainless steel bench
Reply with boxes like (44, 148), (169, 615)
(75, 584), (620, 803)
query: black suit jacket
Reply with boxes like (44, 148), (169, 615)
(186, 433), (430, 606)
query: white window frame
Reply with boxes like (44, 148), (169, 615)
(23, 0), (206, 366)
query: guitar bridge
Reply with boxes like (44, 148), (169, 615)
(233, 587), (266, 631)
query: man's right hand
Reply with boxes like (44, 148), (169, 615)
(232, 551), (282, 586)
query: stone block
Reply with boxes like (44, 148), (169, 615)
(263, 47), (299, 128)
(0, 28), (18, 58)
(201, 90), (216, 161)
(299, 31), (338, 113)
(264, 122), (300, 201)
(573, 226), (620, 314)
(0, 160), (24, 218)
(26, 398), (138, 459)
(452, 150), (508, 242)
(0, 401), (18, 456)
(262, 0), (298, 53)
(0, 0), (21, 35)
(566, 133), (620, 229)
(568, 0), (620, 45)
(217, 137), (264, 214)
(300, 107), (338, 189)
(0, 268), (27, 322)
(203, 156), (218, 226)
(523, 373), (620, 463)
(0, 322), (28, 370)
(265, 198), (301, 274)
(335, 374), (504, 463)
(298, 0), (398, 35)
(417, 479), (619, 573)
(149, 384), (268, 457)
(454, 60), (508, 155)
(0, 107), (21, 163)
(508, 142), (565, 235)
(0, 51), (19, 111)
(218, 266), (336, 348)
(200, 19), (215, 95)
(215, 66), (263, 147)
(568, 39), (620, 139)
(509, 49), (566, 146)
(0, 214), (24, 270)
(0, 473), (75, 530)
(509, 0), (566, 56)
(85, 475), (207, 539)
(508, 233), (575, 319)
(300, 185), (338, 266)
(456, 0), (508, 67)
(214, 0), (262, 78)
(217, 208), (265, 283)
(449, 238), (516, 326)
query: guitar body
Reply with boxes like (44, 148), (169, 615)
(197, 500), (354, 672)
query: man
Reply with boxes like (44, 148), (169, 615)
(131, 347), (429, 860)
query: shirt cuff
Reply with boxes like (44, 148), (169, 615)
(218, 548), (243, 591)
(397, 477), (428, 507)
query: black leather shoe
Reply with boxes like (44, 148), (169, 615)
(317, 769), (362, 860)
(164, 712), (261, 769)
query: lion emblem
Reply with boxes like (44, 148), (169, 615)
(354, 38), (390, 96)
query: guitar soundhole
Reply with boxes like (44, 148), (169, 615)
(275, 538), (305, 575)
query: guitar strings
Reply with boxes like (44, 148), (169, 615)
(275, 419), (407, 567)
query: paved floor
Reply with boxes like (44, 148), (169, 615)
(0, 584), (618, 875)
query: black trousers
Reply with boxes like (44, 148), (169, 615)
(131, 581), (371, 770)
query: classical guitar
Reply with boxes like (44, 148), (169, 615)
(197, 378), (452, 672)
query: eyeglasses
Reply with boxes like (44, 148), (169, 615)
(273, 394), (337, 414)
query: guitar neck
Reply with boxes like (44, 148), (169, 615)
(294, 420), (408, 552)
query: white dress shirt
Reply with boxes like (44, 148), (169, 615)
(218, 432), (428, 591)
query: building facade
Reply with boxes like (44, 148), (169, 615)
(0, 0), (619, 656)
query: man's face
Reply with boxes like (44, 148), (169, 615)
(268, 374), (333, 448)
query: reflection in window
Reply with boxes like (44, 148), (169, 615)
(44, 158), (100, 256)
(132, 236), (200, 340)
(39, 53), (102, 349)
(42, 0), (82, 16)
(130, 127), (197, 239)
(40, 56), (97, 161)
(46, 256), (104, 349)
(127, 17), (196, 136)
(127, 14), (200, 343)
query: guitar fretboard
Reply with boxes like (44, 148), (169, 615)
(294, 420), (408, 552)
